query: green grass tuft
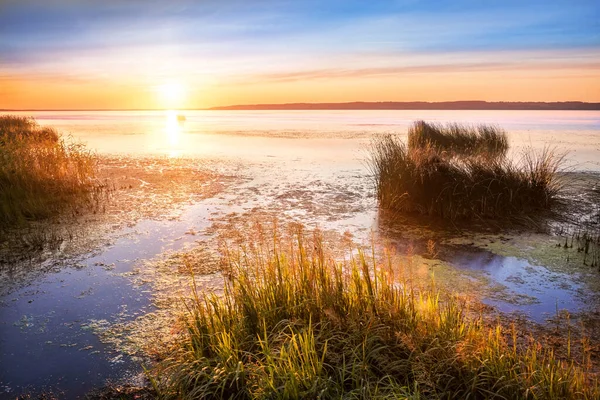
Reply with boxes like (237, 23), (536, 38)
(153, 229), (598, 399)
(368, 128), (563, 220)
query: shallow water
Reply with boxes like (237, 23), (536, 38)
(448, 247), (585, 322)
(0, 198), (224, 397)
(0, 155), (376, 397)
(1, 110), (599, 397)
(11, 109), (600, 171)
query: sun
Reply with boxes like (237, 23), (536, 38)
(156, 82), (187, 108)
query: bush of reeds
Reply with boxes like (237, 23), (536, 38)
(154, 230), (598, 399)
(0, 115), (100, 228)
(369, 131), (563, 220)
(0, 115), (59, 144)
(408, 120), (509, 158)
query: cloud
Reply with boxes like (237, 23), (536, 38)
(1, 0), (598, 105)
(245, 56), (600, 84)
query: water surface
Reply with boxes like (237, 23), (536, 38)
(13, 109), (600, 171)
(1, 109), (599, 397)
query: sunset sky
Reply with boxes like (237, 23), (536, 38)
(1, 0), (599, 109)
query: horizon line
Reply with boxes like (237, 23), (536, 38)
(2, 100), (600, 112)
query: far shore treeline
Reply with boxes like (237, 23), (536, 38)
(209, 101), (600, 111)
(1, 101), (600, 112)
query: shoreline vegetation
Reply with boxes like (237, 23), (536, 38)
(208, 101), (600, 111)
(152, 229), (599, 399)
(0, 115), (102, 229)
(368, 121), (563, 221)
(2, 116), (599, 398)
(407, 120), (509, 158)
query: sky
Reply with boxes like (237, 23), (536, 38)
(0, 0), (599, 109)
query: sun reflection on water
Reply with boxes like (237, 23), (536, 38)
(164, 109), (183, 157)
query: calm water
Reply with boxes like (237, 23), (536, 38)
(1, 110), (599, 397)
(11, 109), (600, 171)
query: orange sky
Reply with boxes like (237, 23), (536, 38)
(2, 65), (599, 110)
(1, 1), (599, 109)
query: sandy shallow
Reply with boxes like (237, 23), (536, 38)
(0, 153), (599, 398)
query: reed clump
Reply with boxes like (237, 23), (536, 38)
(369, 123), (563, 220)
(0, 115), (59, 144)
(0, 115), (100, 228)
(573, 230), (600, 269)
(408, 120), (509, 158)
(155, 230), (597, 399)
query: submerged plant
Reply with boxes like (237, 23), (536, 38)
(154, 228), (598, 399)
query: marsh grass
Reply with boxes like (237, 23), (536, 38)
(0, 115), (102, 228)
(571, 230), (600, 269)
(0, 115), (59, 144)
(408, 120), (509, 158)
(154, 229), (598, 399)
(552, 175), (600, 270)
(369, 132), (563, 220)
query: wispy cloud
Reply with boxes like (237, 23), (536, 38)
(251, 61), (600, 84)
(0, 0), (598, 107)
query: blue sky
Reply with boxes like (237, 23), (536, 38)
(1, 0), (598, 108)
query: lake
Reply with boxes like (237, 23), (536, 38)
(1, 109), (599, 398)
(12, 109), (600, 171)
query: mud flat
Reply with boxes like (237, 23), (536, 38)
(0, 156), (237, 397)
(1, 152), (599, 397)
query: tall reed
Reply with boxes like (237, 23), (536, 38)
(408, 120), (509, 158)
(154, 229), (597, 399)
(0, 115), (100, 228)
(369, 133), (563, 220)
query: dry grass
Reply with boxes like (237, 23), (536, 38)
(408, 120), (509, 158)
(0, 115), (102, 228)
(369, 131), (563, 221)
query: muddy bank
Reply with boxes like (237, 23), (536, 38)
(0, 156), (238, 398)
(0, 156), (237, 288)
(1, 154), (600, 398)
(0, 153), (374, 398)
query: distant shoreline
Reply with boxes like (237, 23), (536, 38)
(209, 101), (600, 111)
(2, 101), (600, 112)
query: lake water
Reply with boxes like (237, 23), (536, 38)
(1, 110), (599, 398)
(11, 109), (600, 171)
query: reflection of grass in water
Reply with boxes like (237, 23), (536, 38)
(154, 228), (598, 399)
(0, 115), (103, 228)
(369, 127), (564, 221)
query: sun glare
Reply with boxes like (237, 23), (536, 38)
(156, 82), (187, 108)
(162, 109), (184, 157)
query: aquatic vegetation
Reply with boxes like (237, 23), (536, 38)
(154, 229), (598, 399)
(85, 384), (156, 399)
(559, 229), (600, 270)
(578, 231), (599, 269)
(0, 115), (102, 228)
(408, 120), (509, 158)
(553, 178), (600, 271)
(0, 115), (59, 143)
(369, 129), (563, 220)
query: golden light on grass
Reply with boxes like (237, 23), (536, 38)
(152, 226), (599, 398)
